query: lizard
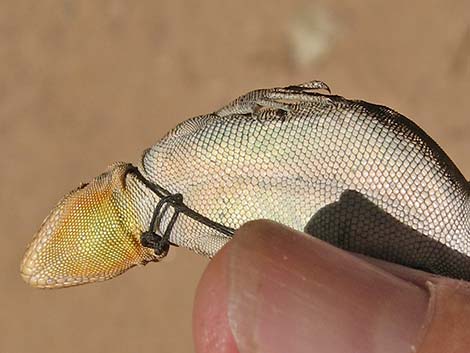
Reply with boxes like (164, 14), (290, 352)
(20, 80), (470, 288)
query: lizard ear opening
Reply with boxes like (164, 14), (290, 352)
(20, 163), (158, 289)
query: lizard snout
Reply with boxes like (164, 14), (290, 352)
(20, 163), (158, 288)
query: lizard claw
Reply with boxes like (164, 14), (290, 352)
(285, 80), (331, 94)
(215, 80), (332, 117)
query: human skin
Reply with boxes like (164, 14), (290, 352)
(193, 220), (470, 353)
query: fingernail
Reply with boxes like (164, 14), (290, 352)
(226, 221), (429, 353)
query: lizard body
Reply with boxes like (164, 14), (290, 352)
(21, 81), (470, 288)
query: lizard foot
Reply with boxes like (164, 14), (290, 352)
(215, 80), (332, 117)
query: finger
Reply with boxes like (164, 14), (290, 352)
(193, 220), (429, 353)
(193, 243), (239, 353)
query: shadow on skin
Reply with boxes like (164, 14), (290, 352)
(305, 189), (470, 280)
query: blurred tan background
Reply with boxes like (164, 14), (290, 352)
(1, 1), (469, 352)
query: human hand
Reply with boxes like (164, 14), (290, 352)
(193, 220), (470, 353)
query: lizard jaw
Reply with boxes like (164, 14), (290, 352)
(20, 162), (159, 289)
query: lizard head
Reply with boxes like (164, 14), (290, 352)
(20, 162), (160, 289)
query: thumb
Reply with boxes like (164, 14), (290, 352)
(193, 220), (433, 353)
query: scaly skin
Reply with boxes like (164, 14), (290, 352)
(21, 81), (470, 288)
(20, 163), (160, 288)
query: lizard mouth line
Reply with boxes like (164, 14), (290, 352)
(128, 166), (235, 256)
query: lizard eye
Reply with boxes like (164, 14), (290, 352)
(20, 163), (158, 288)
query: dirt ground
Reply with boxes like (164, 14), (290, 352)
(1, 1), (469, 352)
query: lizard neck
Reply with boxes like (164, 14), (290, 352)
(124, 170), (163, 236)
(125, 168), (187, 245)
